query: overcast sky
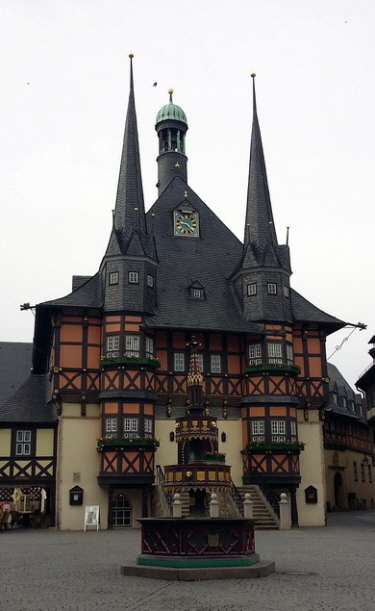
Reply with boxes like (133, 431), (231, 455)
(1, 0), (374, 389)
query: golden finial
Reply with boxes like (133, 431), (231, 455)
(168, 88), (174, 103)
(251, 73), (256, 78)
(129, 53), (134, 58)
(168, 88), (174, 94)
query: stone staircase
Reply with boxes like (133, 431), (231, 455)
(237, 485), (279, 530)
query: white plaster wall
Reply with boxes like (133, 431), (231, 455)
(297, 411), (326, 526)
(56, 403), (107, 530)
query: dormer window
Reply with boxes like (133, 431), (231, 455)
(129, 272), (139, 284)
(109, 272), (119, 285)
(268, 283), (277, 295)
(190, 281), (205, 299)
(247, 283), (257, 296)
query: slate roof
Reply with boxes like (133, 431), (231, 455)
(144, 176), (264, 334)
(40, 272), (103, 309)
(326, 363), (364, 420)
(0, 373), (56, 423)
(0, 342), (33, 408)
(290, 289), (345, 334)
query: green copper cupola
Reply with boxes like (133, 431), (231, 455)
(155, 89), (188, 194)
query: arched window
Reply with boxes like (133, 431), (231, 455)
(111, 493), (132, 527)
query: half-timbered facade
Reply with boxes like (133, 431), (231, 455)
(9, 57), (364, 529)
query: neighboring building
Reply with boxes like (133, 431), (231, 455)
(355, 335), (375, 497)
(0, 343), (57, 525)
(1, 58), (370, 529)
(324, 363), (372, 511)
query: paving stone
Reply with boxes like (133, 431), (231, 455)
(2, 511), (375, 610)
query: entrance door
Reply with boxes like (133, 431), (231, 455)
(334, 472), (345, 508)
(111, 493), (132, 527)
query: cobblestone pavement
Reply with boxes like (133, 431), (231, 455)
(1, 511), (375, 611)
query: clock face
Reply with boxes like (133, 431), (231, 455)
(174, 211), (199, 237)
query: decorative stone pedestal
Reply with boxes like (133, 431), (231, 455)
(121, 517), (275, 580)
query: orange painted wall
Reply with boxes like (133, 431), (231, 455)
(60, 344), (82, 368)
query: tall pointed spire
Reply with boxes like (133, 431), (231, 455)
(244, 74), (278, 251)
(113, 53), (146, 239)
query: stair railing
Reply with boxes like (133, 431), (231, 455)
(249, 469), (280, 518)
(230, 481), (244, 516)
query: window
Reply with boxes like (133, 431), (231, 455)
(197, 354), (204, 372)
(268, 343), (282, 364)
(144, 418), (153, 437)
(192, 289), (202, 298)
(368, 465), (372, 484)
(109, 272), (119, 285)
(105, 418), (117, 438)
(267, 283), (277, 295)
(145, 337), (154, 359)
(332, 393), (338, 404)
(361, 463), (366, 483)
(353, 462), (358, 482)
(283, 285), (289, 298)
(16, 430), (31, 456)
(106, 335), (120, 356)
(210, 355), (221, 374)
(174, 352), (185, 372)
(290, 420), (297, 440)
(251, 420), (265, 441)
(125, 335), (140, 357)
(342, 397), (347, 408)
(247, 284), (257, 296)
(128, 272), (139, 284)
(248, 343), (262, 365)
(271, 420), (286, 442)
(286, 344), (293, 364)
(147, 274), (154, 288)
(124, 418), (139, 438)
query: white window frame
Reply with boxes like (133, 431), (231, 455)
(109, 272), (119, 285)
(197, 354), (204, 372)
(123, 418), (139, 439)
(267, 283), (277, 295)
(128, 271), (139, 284)
(251, 420), (265, 441)
(248, 343), (262, 365)
(125, 335), (140, 357)
(210, 354), (221, 374)
(247, 283), (257, 296)
(15, 430), (32, 456)
(174, 352), (185, 372)
(105, 418), (117, 438)
(106, 335), (120, 357)
(147, 274), (154, 288)
(145, 336), (154, 359)
(271, 420), (286, 442)
(286, 344), (293, 364)
(144, 418), (153, 436)
(192, 289), (202, 299)
(268, 342), (282, 364)
(290, 420), (297, 440)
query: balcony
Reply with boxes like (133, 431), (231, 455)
(163, 463), (232, 491)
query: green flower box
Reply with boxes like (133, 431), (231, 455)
(245, 442), (305, 452)
(97, 437), (160, 450)
(203, 452), (226, 463)
(244, 363), (301, 376)
(100, 357), (160, 369)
